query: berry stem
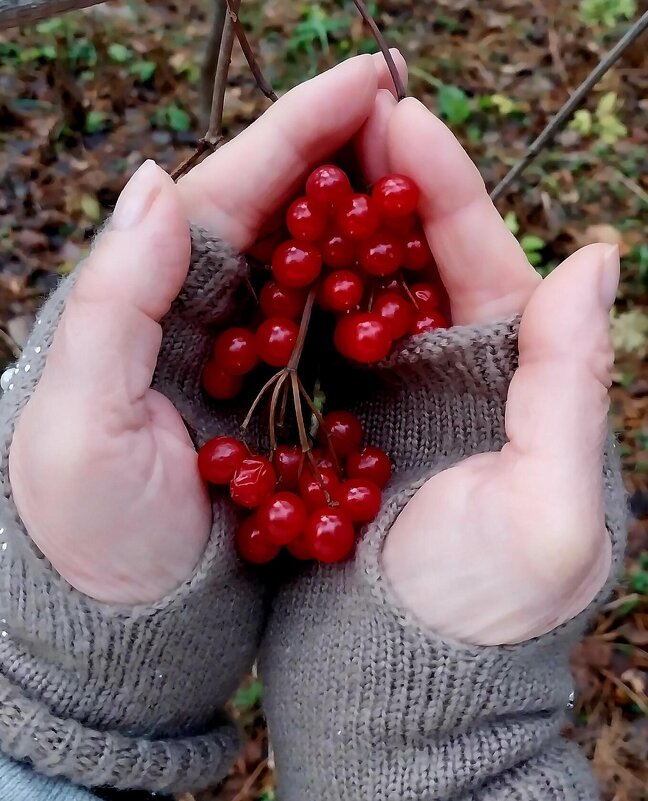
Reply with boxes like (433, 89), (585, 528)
(398, 272), (419, 309)
(240, 371), (283, 433)
(287, 286), (317, 371)
(297, 376), (341, 475)
(268, 372), (288, 451)
(278, 379), (290, 431)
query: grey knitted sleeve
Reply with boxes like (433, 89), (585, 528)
(0, 228), (265, 795)
(261, 317), (627, 801)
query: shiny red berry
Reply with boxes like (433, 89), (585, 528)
(272, 241), (322, 288)
(403, 231), (433, 271)
(334, 312), (392, 364)
(236, 515), (281, 564)
(384, 213), (417, 234)
(198, 436), (247, 485)
(410, 309), (448, 335)
(286, 196), (328, 242)
(202, 362), (244, 400)
(311, 448), (336, 470)
(373, 292), (413, 340)
(286, 533), (313, 560)
(230, 457), (277, 509)
(256, 317), (299, 367)
(304, 509), (355, 563)
(298, 466), (340, 512)
(346, 447), (392, 488)
(257, 492), (307, 545)
(317, 269), (364, 313)
(358, 232), (404, 277)
(372, 174), (420, 218)
(213, 328), (258, 376)
(273, 445), (303, 490)
(338, 479), (382, 523)
(321, 233), (356, 269)
(259, 280), (306, 320)
(336, 194), (380, 241)
(306, 165), (352, 209)
(410, 282), (442, 311)
(318, 410), (363, 457)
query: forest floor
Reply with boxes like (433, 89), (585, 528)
(1, 1), (647, 799)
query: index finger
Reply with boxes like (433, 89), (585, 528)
(177, 54), (380, 252)
(387, 98), (540, 325)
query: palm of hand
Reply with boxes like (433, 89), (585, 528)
(9, 54), (618, 645)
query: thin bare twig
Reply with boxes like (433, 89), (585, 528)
(207, 0), (241, 145)
(351, 0), (405, 101)
(230, 760), (268, 801)
(491, 9), (648, 202)
(0, 0), (103, 29)
(200, 0), (227, 121)
(226, 0), (277, 101)
(170, 139), (215, 181)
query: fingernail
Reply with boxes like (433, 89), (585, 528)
(112, 160), (163, 230)
(599, 244), (620, 309)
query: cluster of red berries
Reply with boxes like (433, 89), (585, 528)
(201, 166), (448, 400)
(198, 410), (391, 564)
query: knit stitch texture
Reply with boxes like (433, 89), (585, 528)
(0, 228), (266, 793)
(0, 225), (628, 800)
(262, 317), (627, 800)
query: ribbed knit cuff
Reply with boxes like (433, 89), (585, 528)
(0, 228), (264, 793)
(262, 316), (627, 801)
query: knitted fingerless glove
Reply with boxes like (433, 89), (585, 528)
(261, 318), (627, 801)
(0, 228), (264, 794)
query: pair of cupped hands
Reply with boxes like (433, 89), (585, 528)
(9, 53), (617, 646)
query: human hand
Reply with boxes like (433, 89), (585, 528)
(377, 98), (619, 645)
(260, 83), (626, 801)
(8, 53), (403, 604)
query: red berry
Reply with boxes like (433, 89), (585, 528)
(321, 233), (356, 269)
(358, 232), (404, 277)
(318, 269), (364, 312)
(304, 509), (355, 563)
(259, 280), (306, 320)
(384, 213), (417, 234)
(336, 194), (380, 241)
(256, 317), (299, 367)
(403, 231), (433, 271)
(373, 292), (413, 340)
(213, 328), (258, 376)
(306, 165), (352, 209)
(236, 515), (281, 564)
(273, 445), (303, 490)
(230, 457), (277, 509)
(318, 410), (363, 457)
(286, 533), (313, 560)
(372, 174), (420, 218)
(410, 282), (442, 311)
(334, 312), (392, 364)
(311, 448), (336, 470)
(198, 436), (247, 484)
(410, 310), (448, 335)
(346, 447), (392, 488)
(286, 196), (328, 242)
(298, 466), (340, 512)
(257, 491), (307, 545)
(338, 479), (382, 524)
(202, 362), (244, 400)
(272, 241), (322, 288)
